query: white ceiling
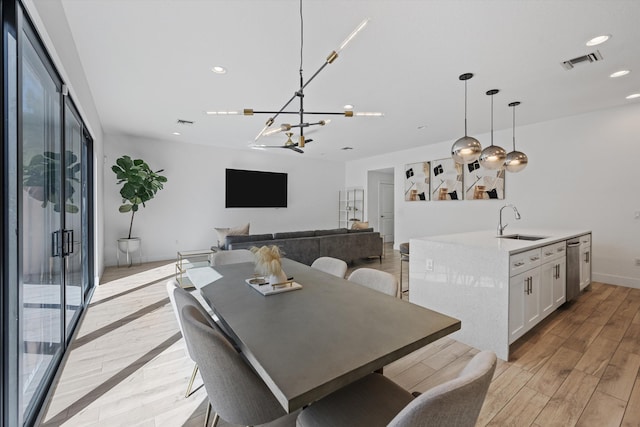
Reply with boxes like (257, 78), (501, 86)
(46, 0), (640, 161)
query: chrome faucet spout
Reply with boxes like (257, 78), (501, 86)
(498, 204), (521, 235)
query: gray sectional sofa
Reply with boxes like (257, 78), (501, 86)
(224, 228), (383, 266)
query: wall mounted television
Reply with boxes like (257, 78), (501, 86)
(225, 168), (288, 208)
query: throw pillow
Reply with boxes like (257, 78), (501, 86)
(351, 221), (369, 230)
(215, 223), (250, 249)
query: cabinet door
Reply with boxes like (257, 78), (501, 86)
(580, 245), (591, 290)
(540, 262), (555, 317)
(553, 258), (567, 308)
(509, 273), (526, 344)
(525, 269), (541, 329)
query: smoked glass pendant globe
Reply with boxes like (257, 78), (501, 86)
(451, 136), (482, 164)
(504, 150), (528, 172)
(479, 145), (507, 170)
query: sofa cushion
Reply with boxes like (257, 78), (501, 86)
(225, 233), (273, 246)
(351, 221), (369, 230)
(314, 228), (348, 236)
(348, 227), (374, 233)
(273, 230), (315, 239)
(215, 223), (250, 249)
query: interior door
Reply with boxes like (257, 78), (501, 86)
(379, 183), (394, 243)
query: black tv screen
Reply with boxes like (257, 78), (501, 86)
(225, 168), (288, 208)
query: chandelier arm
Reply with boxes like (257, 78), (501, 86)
(250, 110), (346, 115)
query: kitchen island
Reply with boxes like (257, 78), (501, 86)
(409, 229), (591, 360)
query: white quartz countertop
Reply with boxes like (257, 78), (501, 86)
(412, 229), (591, 254)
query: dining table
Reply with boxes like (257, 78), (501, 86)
(193, 258), (461, 413)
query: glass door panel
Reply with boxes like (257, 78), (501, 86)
(63, 101), (84, 337)
(20, 27), (63, 419)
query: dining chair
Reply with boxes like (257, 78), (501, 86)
(296, 350), (497, 427)
(167, 281), (237, 398)
(180, 305), (298, 427)
(347, 267), (398, 297)
(210, 249), (255, 266)
(310, 256), (348, 278)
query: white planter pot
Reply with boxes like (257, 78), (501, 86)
(117, 237), (142, 267)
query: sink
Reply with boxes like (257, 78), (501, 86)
(498, 234), (548, 241)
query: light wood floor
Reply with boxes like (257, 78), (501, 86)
(38, 244), (640, 426)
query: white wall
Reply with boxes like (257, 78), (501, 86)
(103, 135), (345, 265)
(347, 103), (640, 288)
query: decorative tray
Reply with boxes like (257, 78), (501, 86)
(245, 278), (302, 296)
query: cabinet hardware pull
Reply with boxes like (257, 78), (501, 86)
(530, 256), (539, 261)
(545, 252), (553, 256)
(514, 261), (525, 267)
(558, 247), (564, 252)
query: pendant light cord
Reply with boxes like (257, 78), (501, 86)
(299, 0), (304, 76)
(490, 93), (494, 147)
(464, 80), (468, 136)
(512, 104), (516, 150)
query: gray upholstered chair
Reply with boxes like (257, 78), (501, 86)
(210, 249), (255, 266)
(296, 350), (497, 427)
(180, 305), (298, 427)
(347, 267), (398, 297)
(310, 256), (348, 278)
(166, 279), (201, 398)
(167, 281), (237, 398)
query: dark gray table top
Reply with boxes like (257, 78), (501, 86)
(199, 258), (461, 413)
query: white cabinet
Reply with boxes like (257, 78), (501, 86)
(509, 242), (567, 344)
(539, 241), (567, 317)
(579, 234), (591, 290)
(338, 188), (364, 228)
(509, 268), (541, 343)
(509, 248), (541, 344)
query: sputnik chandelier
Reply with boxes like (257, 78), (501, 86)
(208, 0), (383, 153)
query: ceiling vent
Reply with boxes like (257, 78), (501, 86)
(561, 50), (603, 70)
(176, 119), (194, 125)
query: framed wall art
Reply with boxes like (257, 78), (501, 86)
(430, 158), (463, 201)
(463, 160), (505, 200)
(404, 161), (430, 201)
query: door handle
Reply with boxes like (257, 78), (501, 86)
(52, 230), (61, 257)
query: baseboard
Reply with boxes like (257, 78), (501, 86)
(593, 272), (640, 289)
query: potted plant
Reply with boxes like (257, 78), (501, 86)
(112, 155), (167, 263)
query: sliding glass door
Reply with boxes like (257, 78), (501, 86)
(20, 20), (64, 420)
(2, 9), (95, 426)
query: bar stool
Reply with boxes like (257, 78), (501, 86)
(399, 242), (410, 299)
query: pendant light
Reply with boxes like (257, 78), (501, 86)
(504, 101), (528, 173)
(451, 73), (482, 164)
(479, 89), (507, 170)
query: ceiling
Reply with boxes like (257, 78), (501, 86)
(41, 0), (640, 161)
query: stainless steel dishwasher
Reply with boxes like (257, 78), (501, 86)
(566, 238), (581, 301)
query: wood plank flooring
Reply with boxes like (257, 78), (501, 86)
(38, 244), (640, 426)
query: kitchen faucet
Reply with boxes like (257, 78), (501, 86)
(498, 204), (521, 235)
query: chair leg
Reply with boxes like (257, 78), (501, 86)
(203, 402), (220, 427)
(186, 364), (199, 397)
(204, 402), (211, 427)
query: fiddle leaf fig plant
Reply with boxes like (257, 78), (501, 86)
(112, 155), (167, 239)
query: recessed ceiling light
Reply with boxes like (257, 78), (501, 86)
(172, 132), (181, 135)
(343, 104), (354, 110)
(586, 34), (610, 46)
(626, 93), (640, 100)
(211, 66), (227, 74)
(610, 70), (630, 78)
